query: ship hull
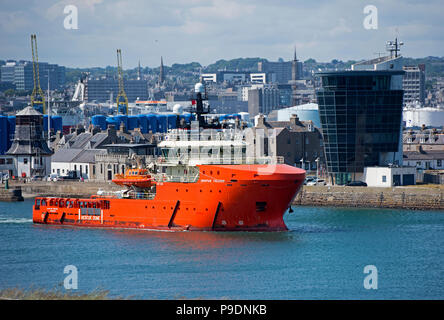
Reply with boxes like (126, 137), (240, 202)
(33, 164), (305, 232)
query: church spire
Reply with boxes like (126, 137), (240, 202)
(291, 46), (299, 106)
(159, 56), (165, 84)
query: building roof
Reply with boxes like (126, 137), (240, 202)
(51, 148), (83, 162)
(73, 149), (106, 163)
(69, 132), (93, 149)
(404, 151), (444, 161)
(51, 148), (105, 163)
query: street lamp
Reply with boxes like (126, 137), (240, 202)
(315, 157), (320, 181)
(300, 158), (304, 170)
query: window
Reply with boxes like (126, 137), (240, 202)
(438, 160), (442, 167)
(382, 175), (387, 183)
(23, 158), (28, 164)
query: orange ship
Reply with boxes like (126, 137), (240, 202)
(33, 82), (306, 231)
(33, 163), (305, 231)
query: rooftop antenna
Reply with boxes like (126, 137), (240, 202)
(373, 52), (385, 58)
(386, 37), (403, 58)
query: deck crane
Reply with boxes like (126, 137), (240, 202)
(30, 34), (45, 114)
(116, 49), (128, 115)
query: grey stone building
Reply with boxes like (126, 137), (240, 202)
(254, 114), (324, 172)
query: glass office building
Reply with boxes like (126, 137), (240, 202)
(316, 70), (404, 185)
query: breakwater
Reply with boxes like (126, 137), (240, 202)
(293, 185), (444, 210)
(0, 187), (24, 202)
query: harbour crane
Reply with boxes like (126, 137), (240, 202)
(116, 49), (128, 115)
(30, 34), (45, 114)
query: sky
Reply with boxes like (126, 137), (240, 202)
(1, 0), (443, 68)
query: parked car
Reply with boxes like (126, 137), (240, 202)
(306, 178), (327, 186)
(31, 175), (45, 181)
(346, 181), (368, 187)
(58, 170), (80, 181)
(47, 174), (59, 182)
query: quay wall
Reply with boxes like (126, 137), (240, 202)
(293, 186), (444, 211)
(10, 181), (122, 199)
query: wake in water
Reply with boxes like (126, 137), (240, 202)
(0, 217), (33, 224)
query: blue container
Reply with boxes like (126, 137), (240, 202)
(156, 115), (167, 133)
(183, 113), (192, 123)
(146, 114), (157, 133)
(92, 115), (107, 130)
(7, 116), (15, 149)
(51, 116), (63, 133)
(137, 115), (148, 133)
(114, 115), (128, 130)
(167, 114), (177, 130)
(128, 116), (138, 131)
(0, 116), (8, 155)
(106, 116), (120, 129)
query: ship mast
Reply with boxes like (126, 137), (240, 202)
(47, 69), (51, 146)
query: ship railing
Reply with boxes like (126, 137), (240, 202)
(96, 189), (156, 200)
(153, 173), (199, 183)
(159, 156), (284, 165)
(124, 190), (156, 200)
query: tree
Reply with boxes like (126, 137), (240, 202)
(4, 89), (15, 97)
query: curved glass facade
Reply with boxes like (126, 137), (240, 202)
(316, 71), (404, 184)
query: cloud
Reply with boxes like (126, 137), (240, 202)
(0, 0), (442, 67)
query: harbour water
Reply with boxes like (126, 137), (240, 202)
(0, 199), (442, 299)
